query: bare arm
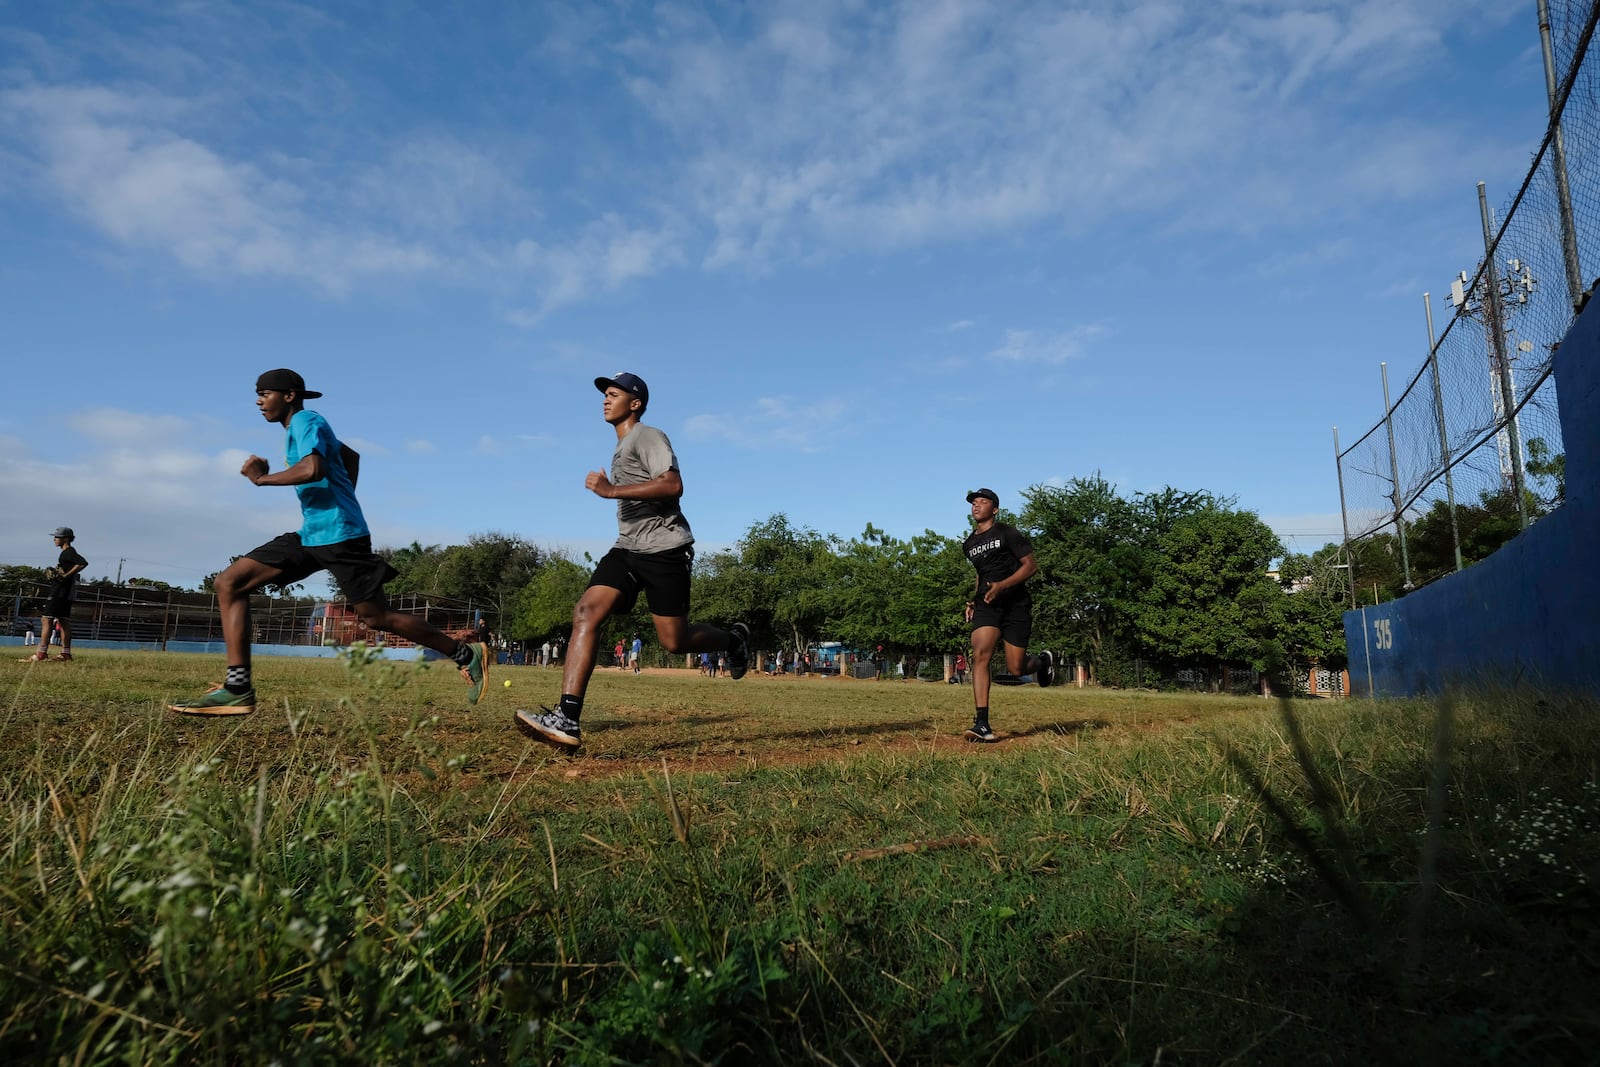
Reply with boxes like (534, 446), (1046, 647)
(585, 468), (684, 501)
(242, 451), (326, 487)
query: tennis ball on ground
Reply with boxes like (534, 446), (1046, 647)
(504, 679), (512, 688)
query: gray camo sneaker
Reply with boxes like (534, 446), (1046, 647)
(515, 706), (581, 749)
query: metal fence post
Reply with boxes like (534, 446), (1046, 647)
(1478, 182), (1530, 531)
(1423, 292), (1465, 572)
(1539, 0), (1585, 308)
(1380, 362), (1414, 590)
(1333, 427), (1356, 608)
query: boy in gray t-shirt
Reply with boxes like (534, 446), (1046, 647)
(515, 372), (751, 750)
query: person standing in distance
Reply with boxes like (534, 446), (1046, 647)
(167, 369), (488, 715)
(960, 488), (1054, 742)
(516, 372), (750, 750)
(24, 527), (87, 662)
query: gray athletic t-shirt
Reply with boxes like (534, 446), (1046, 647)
(611, 423), (694, 553)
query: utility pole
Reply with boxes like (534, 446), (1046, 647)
(1447, 183), (1533, 531)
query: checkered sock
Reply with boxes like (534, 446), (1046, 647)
(225, 666), (251, 694)
(452, 642), (474, 667)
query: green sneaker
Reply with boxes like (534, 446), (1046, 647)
(169, 686), (257, 717)
(459, 642), (488, 705)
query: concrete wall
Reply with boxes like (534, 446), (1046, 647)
(1345, 295), (1600, 697)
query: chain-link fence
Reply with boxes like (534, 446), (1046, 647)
(6, 581), (480, 648)
(1336, 1), (1599, 594)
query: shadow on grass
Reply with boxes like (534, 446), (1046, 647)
(645, 717), (942, 752)
(1011, 719), (1112, 740)
(1119, 688), (1600, 1062)
(787, 688), (1600, 1064)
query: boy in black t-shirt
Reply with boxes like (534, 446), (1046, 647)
(25, 527), (88, 663)
(960, 489), (1054, 741)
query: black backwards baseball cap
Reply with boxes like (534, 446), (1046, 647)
(594, 371), (649, 406)
(966, 488), (1000, 505)
(52, 526), (74, 540)
(255, 368), (323, 399)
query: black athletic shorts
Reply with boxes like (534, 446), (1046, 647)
(588, 544), (694, 617)
(44, 591), (73, 619)
(971, 592), (1033, 648)
(245, 533), (398, 606)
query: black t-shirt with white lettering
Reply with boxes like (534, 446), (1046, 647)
(962, 522), (1034, 601)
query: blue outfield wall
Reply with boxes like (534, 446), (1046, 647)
(1345, 295), (1600, 697)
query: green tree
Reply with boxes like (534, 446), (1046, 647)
(507, 556), (590, 641)
(1273, 544), (1352, 676)
(381, 541), (447, 594)
(1525, 437), (1566, 510)
(1019, 475), (1148, 683)
(379, 533), (542, 622)
(693, 514), (839, 652)
(1136, 504), (1284, 686)
(881, 529), (967, 652)
(1346, 531), (1408, 604)
(827, 524), (900, 653)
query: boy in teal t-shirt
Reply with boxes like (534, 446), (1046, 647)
(168, 369), (488, 716)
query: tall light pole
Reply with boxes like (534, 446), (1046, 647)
(1447, 183), (1535, 530)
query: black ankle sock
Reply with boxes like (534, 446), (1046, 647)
(974, 706), (989, 727)
(559, 694), (583, 722)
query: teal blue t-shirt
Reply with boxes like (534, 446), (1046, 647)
(286, 409), (369, 546)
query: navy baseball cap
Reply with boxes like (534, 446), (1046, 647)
(256, 368), (323, 399)
(594, 372), (649, 406)
(966, 488), (1000, 505)
(52, 526), (74, 540)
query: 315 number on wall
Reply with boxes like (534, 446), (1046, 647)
(1372, 618), (1393, 650)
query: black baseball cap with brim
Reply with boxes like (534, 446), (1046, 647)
(256, 368), (323, 399)
(966, 488), (1000, 505)
(594, 372), (648, 405)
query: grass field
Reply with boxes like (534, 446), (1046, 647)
(2, 649), (1597, 1064)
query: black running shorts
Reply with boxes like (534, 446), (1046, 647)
(588, 544), (694, 617)
(245, 533), (398, 606)
(970, 592), (1033, 648)
(44, 591), (74, 620)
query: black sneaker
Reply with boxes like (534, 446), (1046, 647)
(727, 623), (751, 680)
(1036, 650), (1055, 688)
(963, 722), (997, 743)
(515, 706), (581, 749)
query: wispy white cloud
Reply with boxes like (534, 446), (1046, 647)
(683, 395), (851, 453)
(504, 214), (689, 321)
(986, 326), (1106, 365)
(1, 84), (440, 293)
(0, 412), (288, 586)
(0, 0), (1529, 310)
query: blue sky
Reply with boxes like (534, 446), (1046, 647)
(0, 1), (1550, 593)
